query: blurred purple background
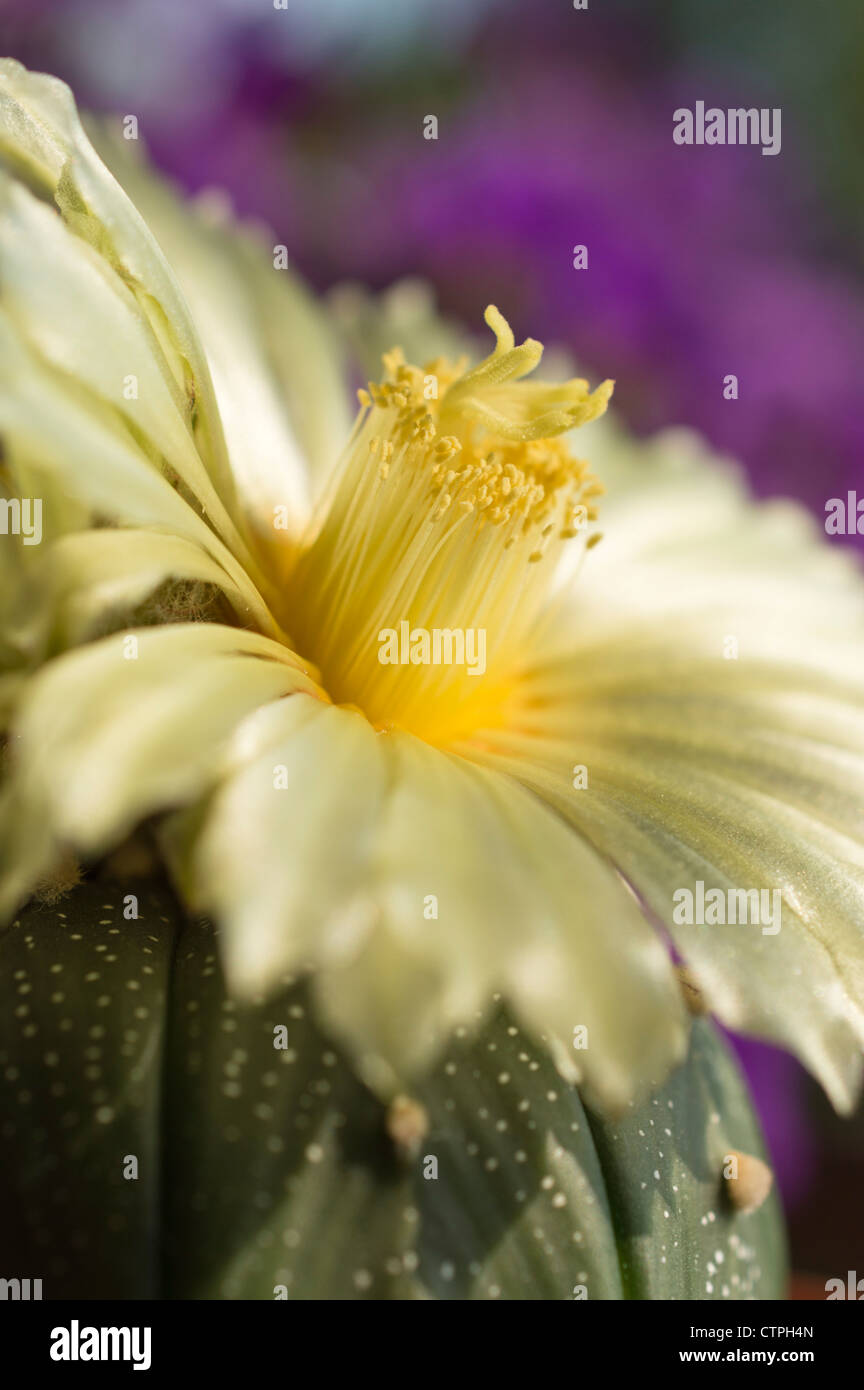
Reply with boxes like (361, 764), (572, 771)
(3, 0), (863, 1287)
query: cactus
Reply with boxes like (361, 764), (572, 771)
(9, 58), (860, 1305)
(0, 880), (785, 1300)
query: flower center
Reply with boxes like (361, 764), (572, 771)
(285, 307), (612, 743)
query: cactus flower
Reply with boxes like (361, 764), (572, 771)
(2, 59), (864, 1131)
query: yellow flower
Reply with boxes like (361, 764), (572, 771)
(2, 60), (864, 1112)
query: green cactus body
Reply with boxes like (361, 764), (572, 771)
(0, 881), (786, 1300)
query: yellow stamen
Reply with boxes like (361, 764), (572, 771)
(285, 307), (612, 742)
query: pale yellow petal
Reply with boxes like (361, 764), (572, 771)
(90, 126), (352, 540)
(190, 697), (385, 991)
(0, 57), (238, 516)
(49, 529), (273, 644)
(0, 172), (249, 562)
(0, 313), (283, 639)
(190, 701), (686, 1105)
(329, 279), (473, 379)
(1, 625), (323, 912)
(464, 430), (864, 1108)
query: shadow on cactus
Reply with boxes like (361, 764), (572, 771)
(2, 59), (863, 1298)
(2, 880), (784, 1299)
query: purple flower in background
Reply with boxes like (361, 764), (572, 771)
(729, 1038), (816, 1208)
(277, 66), (864, 543)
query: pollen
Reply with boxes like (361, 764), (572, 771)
(285, 307), (612, 741)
